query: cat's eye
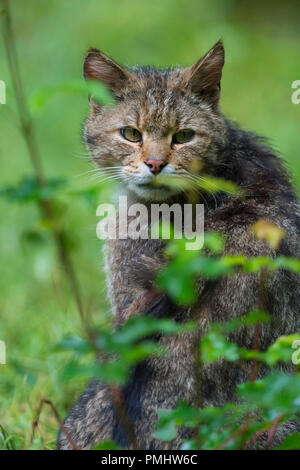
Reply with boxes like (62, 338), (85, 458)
(120, 127), (142, 143)
(172, 129), (195, 145)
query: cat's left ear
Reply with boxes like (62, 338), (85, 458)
(83, 48), (134, 97)
(182, 40), (225, 109)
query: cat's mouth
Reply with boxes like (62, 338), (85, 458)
(122, 164), (187, 201)
(126, 173), (184, 201)
(135, 180), (171, 190)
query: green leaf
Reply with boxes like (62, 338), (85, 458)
(275, 433), (300, 450)
(29, 79), (114, 114)
(262, 334), (300, 366)
(92, 441), (123, 450)
(154, 404), (200, 441)
(53, 336), (93, 354)
(87, 81), (115, 106)
(122, 341), (163, 363)
(219, 310), (270, 334)
(153, 419), (177, 441)
(201, 330), (241, 362)
(238, 372), (300, 415)
(71, 186), (100, 208)
(21, 229), (48, 246)
(98, 315), (195, 349)
(0, 177), (66, 204)
(192, 175), (241, 196)
(58, 316), (195, 386)
(61, 360), (129, 384)
(273, 257), (300, 273)
(204, 232), (225, 254)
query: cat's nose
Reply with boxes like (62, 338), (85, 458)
(145, 159), (166, 175)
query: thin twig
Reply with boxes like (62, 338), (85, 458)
(1, 0), (44, 183)
(249, 268), (268, 382)
(28, 398), (79, 450)
(244, 413), (283, 449)
(265, 413), (283, 449)
(1, 1), (138, 450)
(1, 0), (86, 328)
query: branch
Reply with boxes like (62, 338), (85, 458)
(249, 268), (268, 382)
(1, 0), (86, 328)
(28, 398), (79, 450)
(1, 1), (138, 451)
(1, 0), (44, 183)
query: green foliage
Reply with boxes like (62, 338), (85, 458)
(201, 330), (241, 362)
(151, 309), (300, 450)
(1, 0), (300, 452)
(158, 232), (226, 304)
(0, 424), (16, 450)
(92, 441), (123, 450)
(54, 274), (300, 449)
(275, 433), (300, 450)
(154, 174), (241, 196)
(154, 402), (250, 449)
(29, 80), (114, 114)
(200, 313), (300, 366)
(153, 368), (300, 449)
(238, 372), (300, 416)
(57, 316), (195, 385)
(264, 335), (300, 367)
(191, 175), (242, 196)
(0, 177), (66, 204)
(158, 232), (300, 304)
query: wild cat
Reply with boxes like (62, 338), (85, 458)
(58, 41), (300, 449)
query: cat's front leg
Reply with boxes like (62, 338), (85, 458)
(57, 381), (115, 449)
(104, 238), (167, 324)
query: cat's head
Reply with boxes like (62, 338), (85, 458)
(83, 41), (227, 201)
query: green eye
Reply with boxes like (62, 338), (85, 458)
(120, 127), (142, 143)
(172, 129), (195, 145)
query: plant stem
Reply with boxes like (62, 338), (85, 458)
(1, 0), (86, 326)
(28, 398), (79, 450)
(1, 1), (138, 450)
(1, 0), (44, 184)
(249, 267), (268, 382)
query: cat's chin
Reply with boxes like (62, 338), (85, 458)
(127, 182), (182, 202)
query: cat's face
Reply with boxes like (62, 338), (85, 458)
(83, 42), (227, 201)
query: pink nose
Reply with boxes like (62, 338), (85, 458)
(145, 159), (166, 175)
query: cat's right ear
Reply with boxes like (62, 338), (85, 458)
(181, 40), (225, 110)
(83, 48), (132, 99)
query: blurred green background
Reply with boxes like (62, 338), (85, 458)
(0, 0), (299, 449)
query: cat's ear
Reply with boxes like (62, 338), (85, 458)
(182, 40), (225, 109)
(83, 48), (133, 97)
